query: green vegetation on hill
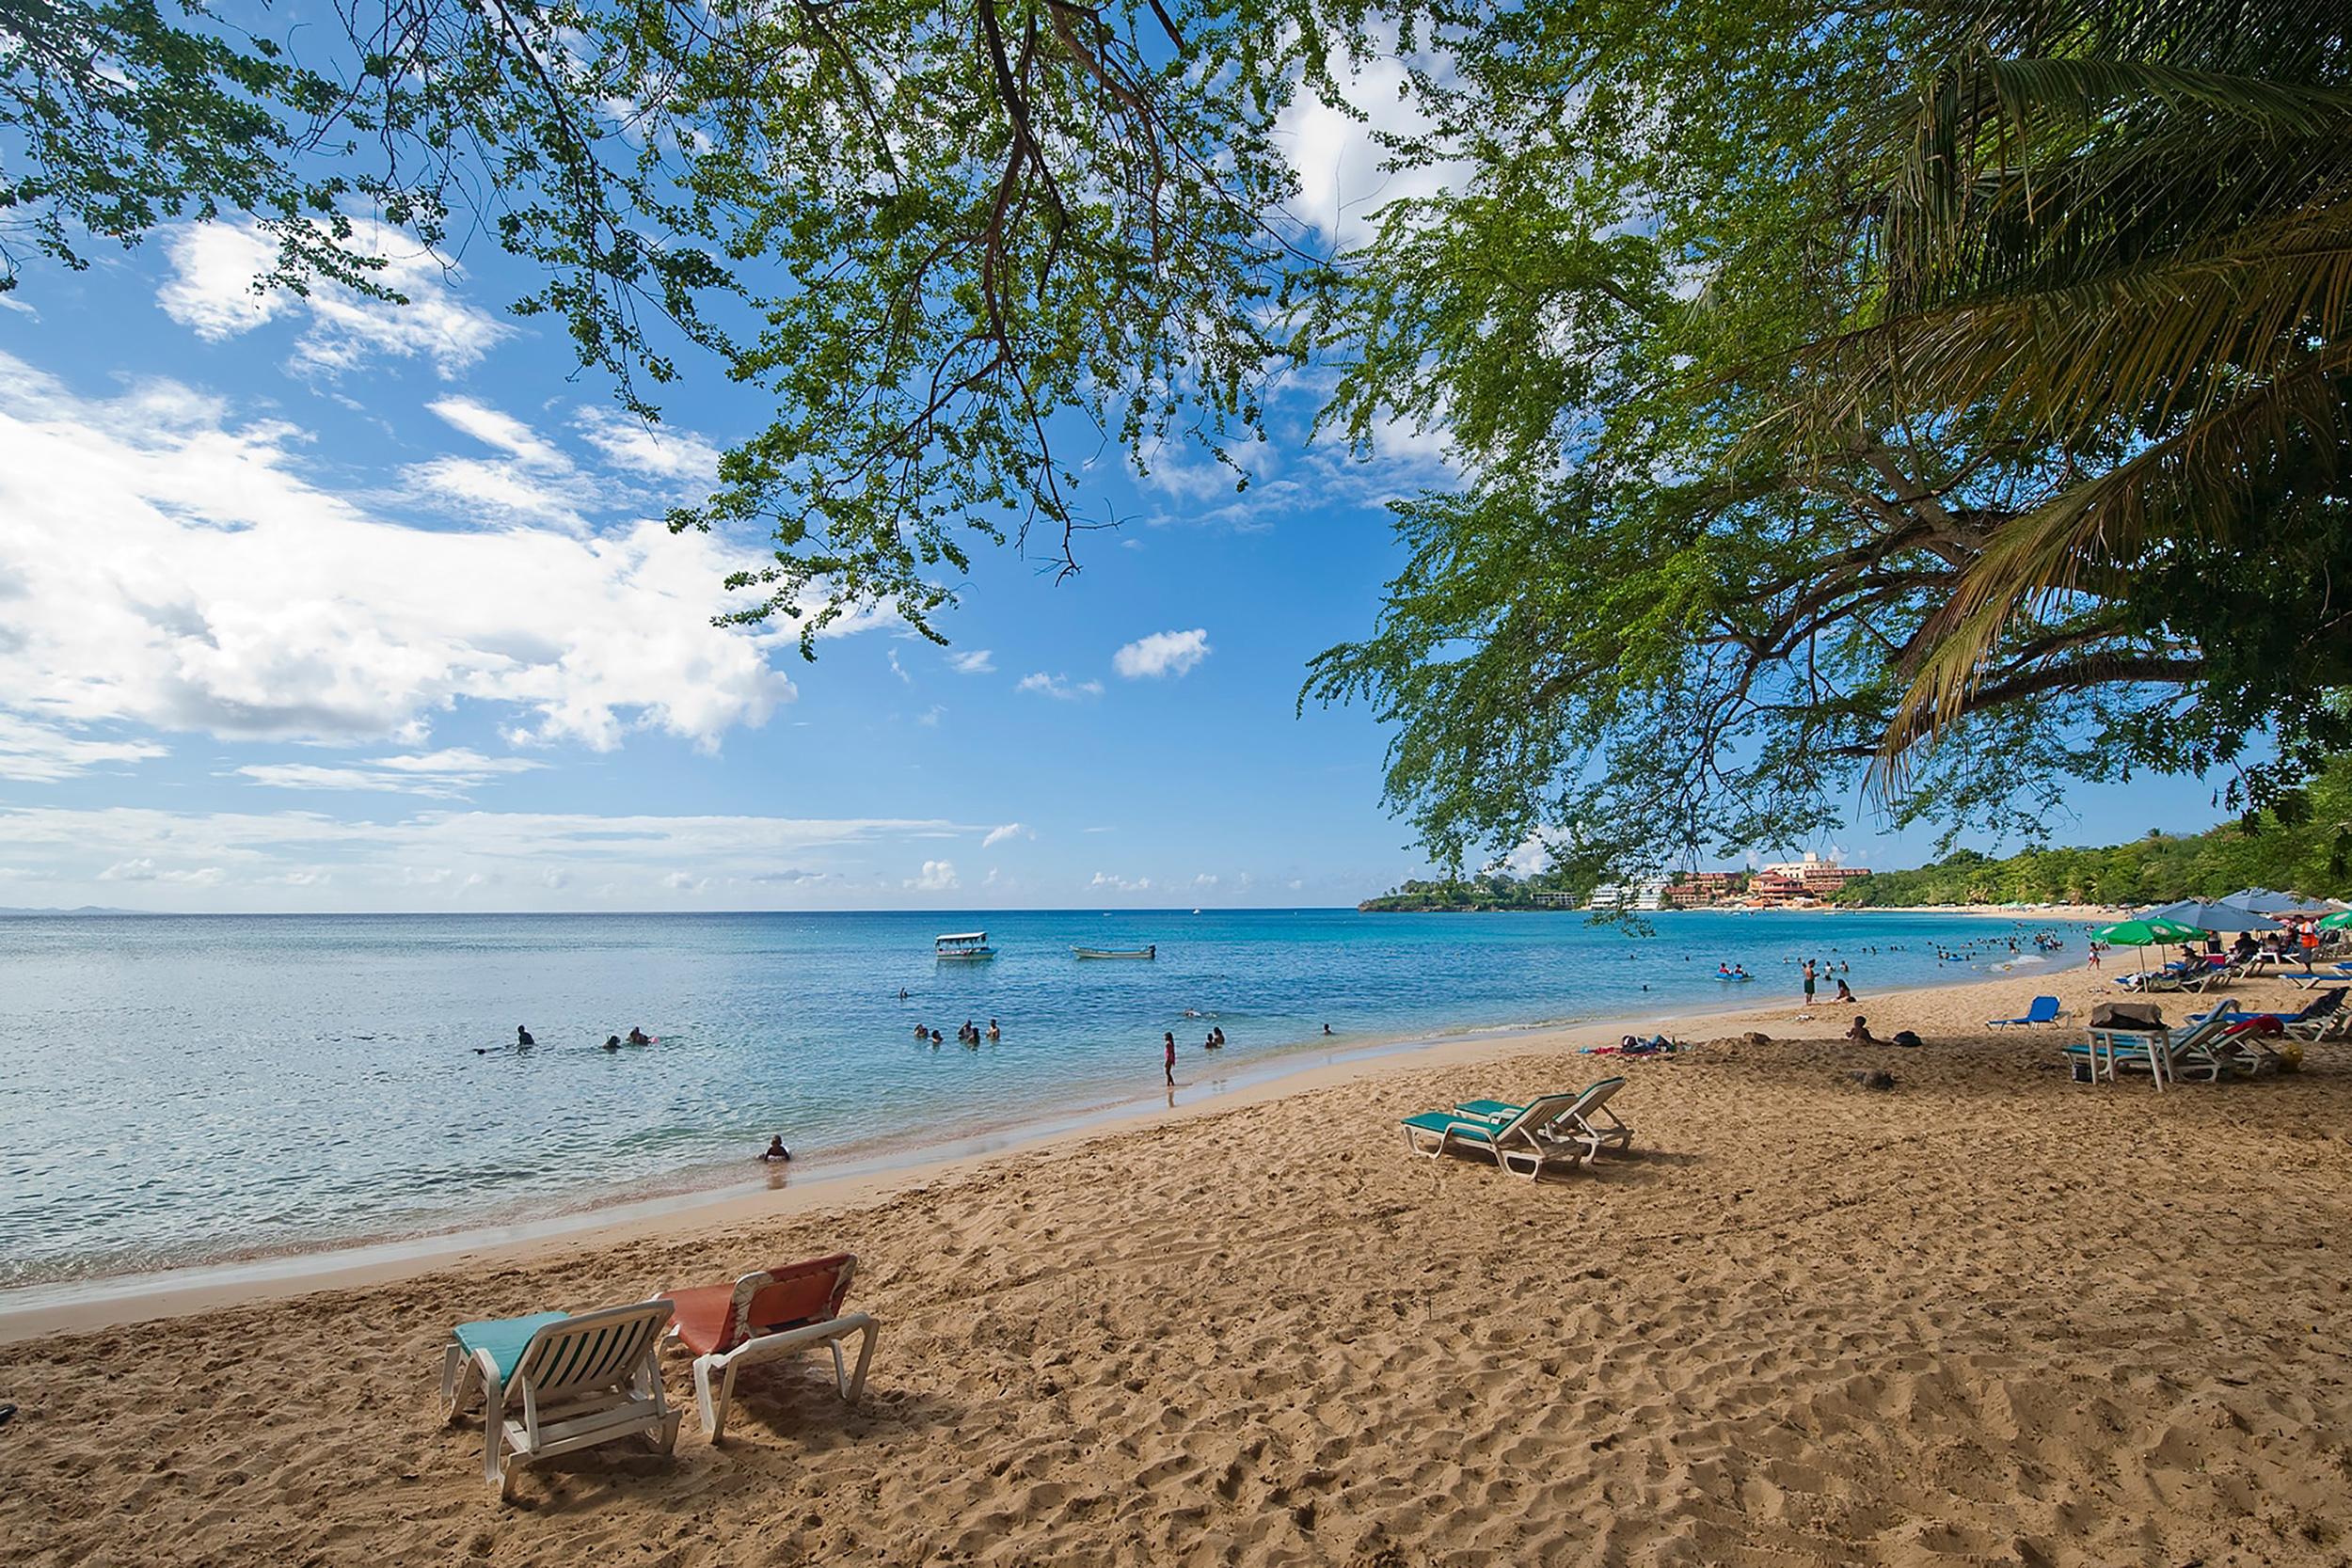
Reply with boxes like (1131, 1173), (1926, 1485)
(1838, 761), (2352, 909)
(1359, 874), (1592, 912)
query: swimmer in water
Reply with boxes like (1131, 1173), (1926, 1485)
(603, 1035), (621, 1051)
(516, 1024), (534, 1049)
(986, 1018), (1000, 1041)
(758, 1136), (791, 1163)
(627, 1026), (651, 1046)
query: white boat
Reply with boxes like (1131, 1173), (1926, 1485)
(1073, 944), (1155, 960)
(935, 931), (995, 960)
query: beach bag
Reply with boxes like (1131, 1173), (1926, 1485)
(1890, 1029), (1924, 1049)
(2090, 1001), (2165, 1031)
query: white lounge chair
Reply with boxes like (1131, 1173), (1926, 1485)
(439, 1299), (680, 1499)
(659, 1253), (878, 1443)
(1402, 1085), (1621, 1180)
(2067, 1003), (2238, 1092)
(1454, 1077), (1634, 1162)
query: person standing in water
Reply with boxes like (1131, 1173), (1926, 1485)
(986, 1019), (1001, 1041)
(1164, 1031), (1177, 1085)
(757, 1136), (791, 1163)
(516, 1024), (534, 1048)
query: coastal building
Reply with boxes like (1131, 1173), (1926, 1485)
(1665, 870), (1739, 907)
(1760, 851), (1870, 897)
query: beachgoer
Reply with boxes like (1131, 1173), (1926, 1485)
(758, 1136), (791, 1163)
(516, 1024), (534, 1048)
(915, 1022), (929, 1039)
(930, 1028), (945, 1046)
(603, 1035), (621, 1051)
(1835, 979), (1856, 1003)
(1323, 1022), (1333, 1035)
(1802, 959), (1817, 1005)
(1164, 1031), (1177, 1085)
(627, 1026), (651, 1046)
(987, 1018), (1001, 1041)
(1845, 1015), (1887, 1046)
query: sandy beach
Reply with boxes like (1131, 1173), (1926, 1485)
(8, 957), (2352, 1566)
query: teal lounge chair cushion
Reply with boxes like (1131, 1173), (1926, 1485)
(1400, 1111), (1498, 1144)
(453, 1311), (569, 1382)
(1453, 1099), (1519, 1119)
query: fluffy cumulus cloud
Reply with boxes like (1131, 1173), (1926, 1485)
(0, 353), (792, 760)
(1112, 628), (1212, 680)
(906, 859), (960, 892)
(1017, 672), (1104, 701)
(156, 221), (509, 379)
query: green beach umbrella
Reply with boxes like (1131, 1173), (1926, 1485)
(2095, 916), (2207, 977)
(2320, 911), (2352, 932)
(2096, 917), (2205, 946)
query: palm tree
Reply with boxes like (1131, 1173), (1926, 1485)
(1817, 0), (2352, 770)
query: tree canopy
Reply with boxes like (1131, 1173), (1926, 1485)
(5, 0), (2345, 869)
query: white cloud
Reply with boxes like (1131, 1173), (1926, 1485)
(235, 748), (546, 799)
(946, 649), (995, 675)
(1113, 628), (1212, 680)
(0, 353), (795, 755)
(1017, 673), (1104, 701)
(1274, 45), (1464, 252)
(156, 220), (509, 379)
(427, 397), (570, 470)
(0, 713), (167, 782)
(907, 859), (960, 892)
(403, 454), (589, 532)
(1089, 871), (1153, 893)
(0, 804), (979, 909)
(982, 822), (1030, 848)
(98, 857), (225, 886)
(573, 406), (723, 486)
(887, 648), (913, 685)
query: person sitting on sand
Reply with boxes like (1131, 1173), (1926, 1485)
(1835, 979), (1856, 1003)
(627, 1026), (651, 1046)
(986, 1018), (1001, 1041)
(516, 1024), (534, 1048)
(758, 1136), (791, 1163)
(1845, 1015), (1887, 1046)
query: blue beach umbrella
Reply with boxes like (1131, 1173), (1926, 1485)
(2137, 899), (2283, 933)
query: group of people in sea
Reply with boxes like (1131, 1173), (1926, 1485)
(1798, 958), (1859, 1006)
(915, 1018), (1002, 1048)
(479, 1023), (654, 1054)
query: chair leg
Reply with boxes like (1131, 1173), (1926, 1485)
(841, 1321), (878, 1402)
(692, 1354), (722, 1441)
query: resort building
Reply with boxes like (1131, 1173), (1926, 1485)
(1664, 871), (1739, 907)
(1759, 852), (1870, 897)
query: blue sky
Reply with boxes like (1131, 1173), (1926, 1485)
(0, 93), (2233, 911)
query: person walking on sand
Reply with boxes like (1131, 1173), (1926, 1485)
(1164, 1031), (1177, 1085)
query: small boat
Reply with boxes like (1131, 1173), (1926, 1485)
(1073, 944), (1156, 960)
(936, 931), (995, 961)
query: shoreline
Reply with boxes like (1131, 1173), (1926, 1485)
(0, 944), (2086, 1343)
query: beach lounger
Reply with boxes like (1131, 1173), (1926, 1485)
(2064, 1002), (2238, 1092)
(1990, 995), (2064, 1027)
(439, 1299), (679, 1499)
(658, 1253), (878, 1443)
(1401, 1092), (1592, 1181)
(1453, 1077), (1634, 1162)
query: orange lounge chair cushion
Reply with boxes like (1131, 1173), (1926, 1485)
(669, 1253), (856, 1357)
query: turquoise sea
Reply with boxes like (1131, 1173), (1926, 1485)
(0, 908), (2085, 1290)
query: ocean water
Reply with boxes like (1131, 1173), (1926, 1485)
(0, 908), (2085, 1289)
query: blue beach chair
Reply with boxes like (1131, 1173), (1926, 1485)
(1990, 995), (2064, 1027)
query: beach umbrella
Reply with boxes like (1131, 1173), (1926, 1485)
(2320, 911), (2352, 932)
(2225, 887), (2347, 916)
(2096, 915), (2209, 977)
(2137, 898), (2283, 933)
